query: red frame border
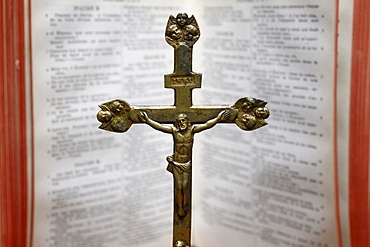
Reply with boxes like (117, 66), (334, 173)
(0, 0), (28, 246)
(349, 0), (370, 246)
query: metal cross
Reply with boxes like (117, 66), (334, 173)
(97, 13), (269, 247)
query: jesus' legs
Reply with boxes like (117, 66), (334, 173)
(174, 169), (186, 216)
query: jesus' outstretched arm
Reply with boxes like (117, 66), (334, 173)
(193, 110), (230, 133)
(139, 111), (173, 134)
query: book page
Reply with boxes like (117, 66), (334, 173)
(30, 1), (192, 246)
(191, 0), (341, 246)
(337, 0), (354, 246)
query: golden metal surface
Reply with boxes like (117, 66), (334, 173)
(97, 13), (269, 247)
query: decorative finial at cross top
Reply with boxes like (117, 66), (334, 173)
(97, 13), (269, 247)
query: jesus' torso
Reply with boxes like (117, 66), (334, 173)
(172, 128), (194, 163)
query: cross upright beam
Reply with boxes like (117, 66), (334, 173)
(97, 13), (269, 247)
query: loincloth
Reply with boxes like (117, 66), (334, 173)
(167, 160), (191, 175)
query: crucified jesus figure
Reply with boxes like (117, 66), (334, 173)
(139, 110), (229, 217)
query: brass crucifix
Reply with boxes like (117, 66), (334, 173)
(97, 13), (269, 247)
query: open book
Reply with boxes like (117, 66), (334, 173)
(1, 0), (369, 246)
